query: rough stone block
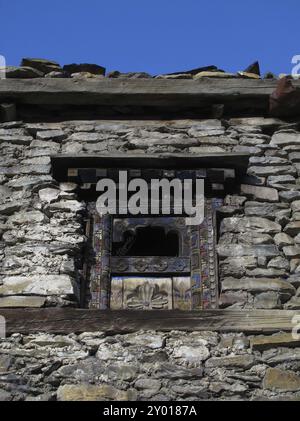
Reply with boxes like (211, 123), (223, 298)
(241, 184), (279, 202)
(268, 175), (296, 186)
(48, 200), (85, 213)
(36, 130), (66, 142)
(246, 268), (286, 277)
(217, 244), (279, 258)
(264, 368), (300, 392)
(4, 66), (43, 78)
(0, 275), (75, 296)
(206, 355), (255, 369)
(248, 165), (296, 177)
(0, 296), (46, 308)
(253, 292), (281, 309)
(21, 58), (61, 75)
(63, 63), (106, 75)
(26, 123), (63, 135)
(284, 221), (300, 236)
(7, 210), (48, 225)
(0, 135), (33, 145)
(279, 190), (300, 202)
(289, 152), (300, 163)
(38, 188), (60, 203)
(233, 145), (261, 156)
(249, 156), (288, 166)
(283, 246), (300, 258)
(267, 256), (290, 271)
(189, 146), (225, 153)
(222, 277), (295, 295)
(220, 217), (281, 234)
(57, 384), (135, 401)
(271, 133), (300, 146)
(219, 256), (257, 277)
(244, 202), (289, 219)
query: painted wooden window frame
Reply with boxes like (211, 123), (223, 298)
(87, 198), (223, 311)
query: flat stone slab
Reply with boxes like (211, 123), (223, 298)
(0, 296), (46, 308)
(222, 278), (295, 294)
(241, 184), (279, 202)
(250, 332), (300, 350)
(0, 275), (74, 296)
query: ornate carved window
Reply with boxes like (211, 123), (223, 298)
(51, 153), (249, 311)
(86, 199), (222, 311)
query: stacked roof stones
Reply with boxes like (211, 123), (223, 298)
(1, 58), (282, 80)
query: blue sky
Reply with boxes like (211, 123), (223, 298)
(1, 0), (299, 76)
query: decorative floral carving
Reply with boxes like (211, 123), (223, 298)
(126, 281), (169, 310)
(113, 258), (129, 272)
(133, 259), (149, 272)
(173, 259), (187, 272)
(152, 258), (168, 272)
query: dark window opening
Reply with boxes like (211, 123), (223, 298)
(112, 226), (179, 257)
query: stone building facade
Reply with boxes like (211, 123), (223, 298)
(0, 60), (300, 400)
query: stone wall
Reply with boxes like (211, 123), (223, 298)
(1, 116), (300, 309)
(1, 330), (300, 401)
(1, 116), (300, 401)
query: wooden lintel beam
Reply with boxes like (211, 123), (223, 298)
(0, 78), (298, 111)
(51, 153), (250, 181)
(0, 308), (299, 335)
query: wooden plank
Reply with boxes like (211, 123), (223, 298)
(0, 78), (299, 107)
(51, 153), (250, 180)
(0, 308), (299, 334)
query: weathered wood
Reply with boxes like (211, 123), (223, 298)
(51, 153), (250, 180)
(111, 257), (190, 275)
(0, 308), (299, 334)
(0, 78), (299, 109)
(0, 103), (16, 122)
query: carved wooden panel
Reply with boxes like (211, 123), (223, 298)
(88, 208), (111, 309)
(111, 257), (190, 275)
(173, 277), (192, 310)
(190, 198), (223, 310)
(111, 276), (191, 310)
